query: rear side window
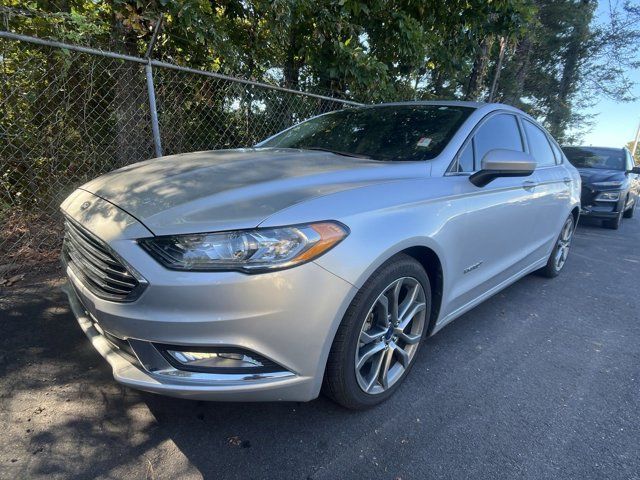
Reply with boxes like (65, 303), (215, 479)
(626, 150), (635, 170)
(548, 137), (563, 164)
(523, 120), (555, 167)
(474, 114), (523, 169)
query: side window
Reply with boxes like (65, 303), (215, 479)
(457, 142), (474, 172)
(474, 114), (523, 169)
(548, 137), (563, 165)
(523, 120), (555, 167)
(626, 151), (635, 170)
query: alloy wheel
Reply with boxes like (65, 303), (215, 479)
(554, 217), (574, 271)
(354, 276), (427, 394)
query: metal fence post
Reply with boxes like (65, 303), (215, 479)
(144, 16), (164, 158)
(145, 61), (163, 158)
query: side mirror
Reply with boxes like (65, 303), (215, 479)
(631, 166), (640, 174)
(469, 149), (537, 187)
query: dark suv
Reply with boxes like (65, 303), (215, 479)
(563, 146), (640, 229)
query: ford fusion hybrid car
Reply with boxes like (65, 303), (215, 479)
(61, 101), (581, 409)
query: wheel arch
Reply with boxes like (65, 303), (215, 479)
(400, 246), (444, 334)
(571, 205), (580, 226)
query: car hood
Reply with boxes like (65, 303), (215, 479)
(79, 148), (412, 235)
(576, 168), (625, 186)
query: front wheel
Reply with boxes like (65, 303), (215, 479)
(323, 254), (431, 409)
(537, 214), (574, 278)
(604, 208), (623, 229)
(623, 197), (636, 219)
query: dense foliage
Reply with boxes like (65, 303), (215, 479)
(3, 0), (639, 141)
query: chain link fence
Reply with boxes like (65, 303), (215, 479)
(0, 30), (359, 277)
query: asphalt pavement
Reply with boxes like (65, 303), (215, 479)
(1, 215), (639, 480)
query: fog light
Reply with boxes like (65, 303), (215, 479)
(156, 343), (284, 373)
(166, 349), (264, 369)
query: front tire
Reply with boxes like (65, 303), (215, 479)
(538, 214), (574, 278)
(623, 197), (635, 219)
(323, 254), (431, 409)
(604, 208), (623, 229)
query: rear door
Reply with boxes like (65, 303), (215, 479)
(440, 112), (541, 317)
(521, 119), (570, 256)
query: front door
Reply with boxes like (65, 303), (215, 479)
(438, 112), (542, 321)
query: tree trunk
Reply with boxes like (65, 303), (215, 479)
(505, 36), (532, 106)
(282, 22), (302, 129)
(465, 36), (494, 100)
(110, 5), (153, 166)
(487, 36), (507, 102)
(547, 0), (594, 139)
(431, 67), (446, 98)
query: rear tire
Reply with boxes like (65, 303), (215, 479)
(323, 254), (431, 409)
(538, 214), (574, 278)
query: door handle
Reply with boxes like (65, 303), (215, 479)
(522, 180), (537, 191)
(563, 177), (572, 185)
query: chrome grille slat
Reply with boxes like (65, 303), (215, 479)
(66, 249), (134, 292)
(64, 225), (122, 267)
(64, 231), (134, 282)
(62, 217), (146, 302)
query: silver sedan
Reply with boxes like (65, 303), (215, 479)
(61, 101), (581, 409)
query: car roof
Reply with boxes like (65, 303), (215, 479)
(358, 100), (524, 116)
(563, 145), (625, 152)
(367, 100), (484, 108)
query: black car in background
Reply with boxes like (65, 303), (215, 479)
(563, 146), (640, 229)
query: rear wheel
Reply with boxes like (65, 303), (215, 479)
(538, 214), (574, 278)
(323, 254), (431, 409)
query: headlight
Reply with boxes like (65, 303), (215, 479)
(595, 191), (620, 201)
(139, 221), (348, 272)
(592, 181), (623, 188)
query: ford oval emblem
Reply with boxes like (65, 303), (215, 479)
(80, 201), (91, 210)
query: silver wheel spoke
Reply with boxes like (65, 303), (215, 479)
(360, 329), (382, 345)
(398, 282), (420, 321)
(380, 348), (394, 389)
(356, 342), (385, 370)
(393, 343), (410, 368)
(378, 294), (390, 327)
(398, 331), (421, 345)
(397, 301), (426, 331)
(365, 350), (385, 391)
(390, 280), (402, 324)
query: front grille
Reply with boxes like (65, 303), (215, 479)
(62, 217), (146, 302)
(581, 186), (596, 206)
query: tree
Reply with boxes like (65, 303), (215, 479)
(628, 141), (640, 165)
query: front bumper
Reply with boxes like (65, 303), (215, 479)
(580, 186), (624, 218)
(63, 253), (356, 402)
(579, 207), (620, 218)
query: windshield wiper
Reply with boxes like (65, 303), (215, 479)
(304, 147), (372, 159)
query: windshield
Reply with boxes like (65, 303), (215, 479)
(563, 146), (626, 170)
(260, 105), (474, 161)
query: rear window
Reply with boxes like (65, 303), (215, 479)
(563, 147), (626, 170)
(261, 105), (474, 161)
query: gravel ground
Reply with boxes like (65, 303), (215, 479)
(1, 216), (639, 480)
